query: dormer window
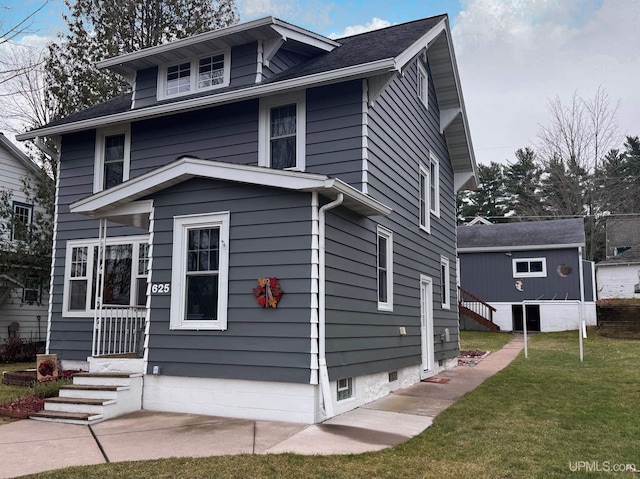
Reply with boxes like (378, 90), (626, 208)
(158, 50), (230, 100)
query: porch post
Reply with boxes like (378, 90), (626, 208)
(92, 218), (108, 356)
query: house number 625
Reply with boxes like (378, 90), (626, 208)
(151, 283), (170, 294)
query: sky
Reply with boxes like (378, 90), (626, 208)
(2, 0), (639, 165)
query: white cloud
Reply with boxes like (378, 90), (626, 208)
(452, 0), (640, 164)
(237, 0), (334, 29)
(328, 17), (391, 39)
(238, 0), (295, 18)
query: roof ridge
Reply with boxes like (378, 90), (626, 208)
(336, 14), (448, 41)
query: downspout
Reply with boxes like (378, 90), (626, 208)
(318, 192), (343, 419)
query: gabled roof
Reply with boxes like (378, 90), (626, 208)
(70, 157), (392, 228)
(17, 15), (477, 190)
(0, 133), (43, 176)
(457, 218), (586, 252)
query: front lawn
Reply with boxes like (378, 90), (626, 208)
(459, 330), (513, 353)
(19, 332), (640, 478)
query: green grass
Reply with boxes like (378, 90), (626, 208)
(459, 330), (513, 353)
(16, 333), (640, 478)
(0, 362), (36, 404)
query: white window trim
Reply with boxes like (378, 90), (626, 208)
(258, 91), (306, 171)
(157, 49), (231, 101)
(62, 235), (150, 318)
(94, 124), (131, 193)
(377, 225), (393, 311)
(440, 255), (450, 309)
(430, 153), (440, 217)
(512, 257), (547, 278)
(417, 60), (428, 108)
(419, 164), (431, 233)
(11, 201), (33, 241)
(170, 211), (230, 331)
(336, 377), (354, 402)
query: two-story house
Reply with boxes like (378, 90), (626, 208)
(0, 133), (49, 346)
(18, 15), (478, 424)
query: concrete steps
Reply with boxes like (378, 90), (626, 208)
(30, 372), (143, 425)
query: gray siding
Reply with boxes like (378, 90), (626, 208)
(583, 260), (594, 302)
(459, 248), (584, 302)
(306, 81), (363, 188)
(263, 48), (308, 79)
(324, 60), (460, 380)
(134, 67), (158, 109)
(230, 43), (258, 88)
(147, 178), (313, 383)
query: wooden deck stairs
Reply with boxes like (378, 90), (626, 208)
(30, 372), (142, 425)
(458, 286), (500, 332)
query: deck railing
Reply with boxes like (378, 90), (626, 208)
(93, 306), (146, 357)
(458, 286), (499, 330)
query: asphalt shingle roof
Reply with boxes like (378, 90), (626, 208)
(457, 218), (586, 250)
(41, 15), (447, 129)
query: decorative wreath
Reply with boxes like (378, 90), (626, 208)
(253, 277), (283, 308)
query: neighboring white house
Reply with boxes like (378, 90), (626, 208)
(0, 133), (49, 344)
(596, 248), (640, 300)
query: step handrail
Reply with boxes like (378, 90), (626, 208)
(458, 286), (497, 324)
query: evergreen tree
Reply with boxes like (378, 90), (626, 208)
(457, 162), (509, 223)
(45, 0), (239, 119)
(504, 147), (544, 218)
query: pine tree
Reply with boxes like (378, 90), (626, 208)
(45, 0), (239, 119)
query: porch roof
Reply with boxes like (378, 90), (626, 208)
(69, 157), (392, 227)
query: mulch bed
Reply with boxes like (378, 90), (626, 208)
(458, 349), (491, 366)
(0, 395), (44, 419)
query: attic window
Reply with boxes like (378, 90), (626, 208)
(417, 61), (428, 108)
(158, 50), (230, 100)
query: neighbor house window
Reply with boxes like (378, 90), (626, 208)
(377, 225), (393, 311)
(440, 255), (450, 309)
(430, 153), (440, 217)
(417, 60), (428, 108)
(94, 125), (131, 193)
(512, 258), (547, 278)
(158, 50), (230, 100)
(259, 92), (306, 171)
(337, 377), (353, 401)
(63, 236), (149, 316)
(11, 202), (33, 241)
(170, 212), (230, 330)
(419, 164), (430, 232)
(22, 276), (41, 303)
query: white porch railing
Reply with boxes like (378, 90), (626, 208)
(93, 306), (146, 357)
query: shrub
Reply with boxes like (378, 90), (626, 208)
(33, 378), (73, 399)
(0, 337), (37, 363)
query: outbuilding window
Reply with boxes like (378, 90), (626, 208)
(513, 258), (547, 278)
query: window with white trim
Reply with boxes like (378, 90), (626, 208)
(430, 153), (440, 217)
(417, 60), (428, 108)
(377, 226), (393, 311)
(63, 236), (149, 317)
(440, 256), (450, 309)
(94, 125), (131, 193)
(512, 258), (547, 278)
(22, 276), (41, 304)
(11, 202), (33, 241)
(337, 377), (353, 401)
(158, 50), (230, 100)
(258, 92), (306, 171)
(170, 212), (230, 330)
(419, 164), (430, 232)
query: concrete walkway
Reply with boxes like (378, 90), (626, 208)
(0, 335), (524, 479)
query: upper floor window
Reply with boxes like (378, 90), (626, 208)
(419, 164), (430, 233)
(430, 153), (440, 217)
(11, 202), (33, 241)
(158, 50), (230, 100)
(94, 125), (131, 193)
(417, 60), (428, 108)
(22, 276), (41, 304)
(259, 92), (306, 171)
(440, 255), (450, 309)
(377, 225), (393, 311)
(513, 258), (547, 278)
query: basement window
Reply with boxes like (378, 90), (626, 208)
(337, 377), (353, 401)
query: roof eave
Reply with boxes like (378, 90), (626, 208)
(17, 58), (396, 141)
(70, 158), (391, 219)
(458, 243), (586, 253)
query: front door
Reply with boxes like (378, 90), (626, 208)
(420, 275), (435, 378)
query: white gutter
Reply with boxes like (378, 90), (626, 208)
(16, 58), (396, 141)
(318, 193), (343, 418)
